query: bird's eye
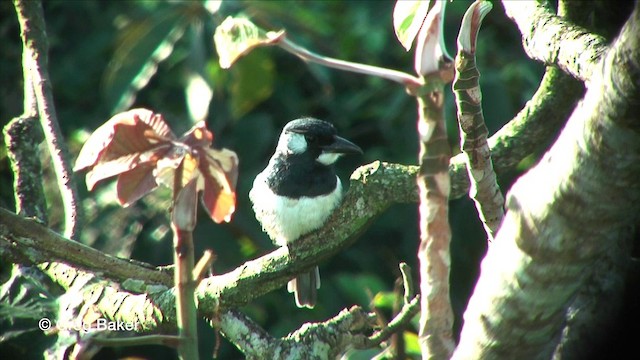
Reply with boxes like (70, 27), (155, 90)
(305, 134), (317, 144)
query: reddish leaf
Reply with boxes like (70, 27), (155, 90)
(199, 148), (238, 223)
(202, 183), (236, 223)
(76, 108), (238, 224)
(74, 109), (174, 172)
(85, 153), (150, 190)
(180, 121), (213, 148)
(116, 163), (158, 206)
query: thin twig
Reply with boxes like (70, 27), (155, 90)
(272, 32), (423, 90)
(13, 0), (81, 239)
(193, 249), (216, 282)
(366, 295), (420, 347)
(398, 262), (413, 305)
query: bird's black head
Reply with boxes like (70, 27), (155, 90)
(276, 117), (362, 165)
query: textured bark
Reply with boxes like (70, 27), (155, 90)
(453, 3), (640, 358)
(0, 208), (171, 286)
(217, 298), (419, 360)
(3, 117), (47, 222)
(551, 1), (634, 358)
(501, 0), (608, 82)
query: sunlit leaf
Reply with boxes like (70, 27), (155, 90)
(414, 0), (451, 76)
(200, 148), (238, 223)
(103, 4), (194, 113)
(404, 331), (422, 356)
(393, 0), (431, 51)
(214, 16), (279, 69)
(372, 291), (396, 309)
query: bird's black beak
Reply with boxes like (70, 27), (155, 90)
(322, 135), (363, 155)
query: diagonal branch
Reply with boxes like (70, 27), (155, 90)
(501, 0), (608, 82)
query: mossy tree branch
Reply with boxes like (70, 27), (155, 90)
(501, 0), (608, 82)
(453, 3), (640, 358)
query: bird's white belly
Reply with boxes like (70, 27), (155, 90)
(249, 175), (343, 246)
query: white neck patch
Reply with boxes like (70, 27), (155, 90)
(317, 152), (341, 165)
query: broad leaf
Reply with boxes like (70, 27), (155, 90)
(214, 16), (279, 69)
(414, 0), (451, 76)
(74, 110), (171, 169)
(76, 109), (238, 223)
(116, 163), (158, 206)
(393, 0), (431, 51)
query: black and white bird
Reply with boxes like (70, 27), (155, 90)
(249, 117), (362, 308)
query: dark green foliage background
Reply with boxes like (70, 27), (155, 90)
(0, 1), (550, 359)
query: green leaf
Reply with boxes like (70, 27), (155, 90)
(393, 0), (431, 51)
(228, 50), (275, 118)
(214, 16), (280, 69)
(404, 331), (422, 356)
(102, 4), (196, 114)
(372, 290), (397, 310)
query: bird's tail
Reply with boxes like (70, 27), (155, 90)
(287, 266), (320, 308)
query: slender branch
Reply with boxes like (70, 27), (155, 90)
(214, 310), (278, 358)
(366, 295), (421, 347)
(453, 1), (503, 241)
(193, 249), (215, 282)
(173, 228), (199, 360)
(0, 207), (172, 287)
(453, 3), (640, 358)
(414, 4), (455, 356)
(501, 0), (608, 82)
(13, 0), (81, 239)
(272, 32), (423, 90)
(416, 88), (455, 359)
(399, 262), (414, 304)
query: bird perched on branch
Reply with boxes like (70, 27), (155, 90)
(249, 118), (362, 308)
